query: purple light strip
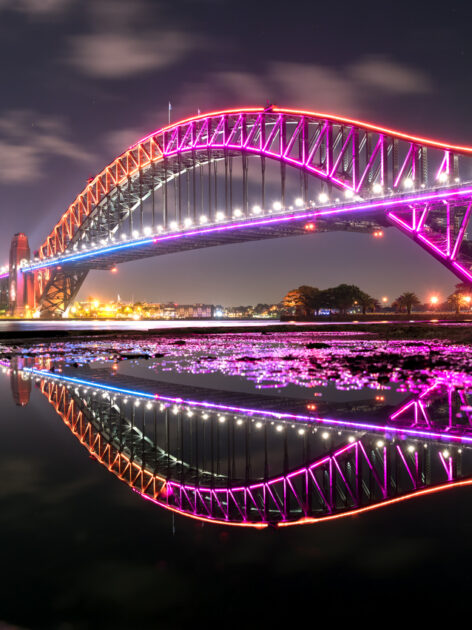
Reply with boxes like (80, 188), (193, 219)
(22, 185), (472, 273)
(453, 261), (472, 282)
(0, 273), (8, 280)
(417, 233), (448, 259)
(451, 200), (472, 260)
(393, 145), (414, 188)
(17, 366), (472, 446)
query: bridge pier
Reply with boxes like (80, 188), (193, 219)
(9, 233), (34, 317)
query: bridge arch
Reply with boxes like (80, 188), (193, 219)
(24, 368), (472, 527)
(22, 107), (472, 316)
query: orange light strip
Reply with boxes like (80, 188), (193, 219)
(132, 106), (472, 154)
(277, 479), (472, 527)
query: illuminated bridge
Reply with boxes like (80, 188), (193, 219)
(2, 105), (472, 317)
(3, 358), (472, 527)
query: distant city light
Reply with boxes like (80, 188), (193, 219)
(294, 197), (304, 207)
(199, 215), (208, 224)
(272, 201), (282, 211)
(233, 208), (242, 217)
(318, 192), (329, 203)
(252, 205), (262, 215)
(216, 211), (225, 221)
(345, 190), (354, 198)
(404, 178), (414, 189)
(372, 183), (383, 194)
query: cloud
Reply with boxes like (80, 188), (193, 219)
(66, 0), (201, 79)
(172, 56), (432, 124)
(106, 126), (152, 155)
(0, 110), (92, 184)
(349, 56), (432, 94)
(69, 31), (195, 79)
(0, 0), (73, 15)
(102, 54), (434, 167)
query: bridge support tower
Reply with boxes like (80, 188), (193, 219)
(9, 233), (34, 317)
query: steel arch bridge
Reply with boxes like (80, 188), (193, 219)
(4, 105), (472, 317)
(4, 358), (472, 527)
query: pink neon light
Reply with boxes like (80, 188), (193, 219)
(277, 480), (472, 528)
(453, 261), (472, 282)
(417, 233), (448, 259)
(24, 186), (472, 274)
(132, 107), (472, 155)
(393, 145), (414, 188)
(387, 212), (415, 233)
(21, 366), (472, 448)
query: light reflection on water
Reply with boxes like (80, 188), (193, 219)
(2, 330), (472, 528)
(0, 317), (468, 332)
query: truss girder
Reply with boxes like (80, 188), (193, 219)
(39, 269), (88, 317)
(34, 372), (471, 528)
(38, 108), (472, 260)
(26, 107), (472, 315)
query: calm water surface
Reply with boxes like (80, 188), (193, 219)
(1, 330), (471, 627)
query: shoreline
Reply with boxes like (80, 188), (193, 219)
(0, 320), (472, 345)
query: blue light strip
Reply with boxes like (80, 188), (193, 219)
(17, 366), (472, 446)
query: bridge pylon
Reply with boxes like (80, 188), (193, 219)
(9, 233), (34, 317)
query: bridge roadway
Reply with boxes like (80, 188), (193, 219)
(18, 183), (472, 274)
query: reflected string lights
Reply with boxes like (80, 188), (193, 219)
(3, 348), (472, 528)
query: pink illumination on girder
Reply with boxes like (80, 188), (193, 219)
(277, 480), (472, 528)
(18, 366), (472, 446)
(24, 185), (472, 274)
(132, 107), (472, 155)
(21, 364), (472, 528)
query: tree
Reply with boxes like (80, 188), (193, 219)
(282, 285), (319, 318)
(356, 291), (380, 314)
(323, 284), (365, 314)
(395, 292), (421, 315)
(447, 283), (472, 313)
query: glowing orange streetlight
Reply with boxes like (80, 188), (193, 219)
(430, 295), (439, 311)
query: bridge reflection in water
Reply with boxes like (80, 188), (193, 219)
(5, 360), (472, 528)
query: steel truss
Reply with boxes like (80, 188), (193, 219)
(28, 107), (472, 315)
(34, 372), (472, 528)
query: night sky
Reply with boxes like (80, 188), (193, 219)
(1, 0), (472, 305)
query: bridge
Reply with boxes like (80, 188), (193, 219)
(2, 105), (472, 317)
(3, 357), (472, 527)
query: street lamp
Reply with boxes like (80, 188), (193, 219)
(430, 295), (439, 312)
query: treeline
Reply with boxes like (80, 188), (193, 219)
(282, 284), (379, 317)
(282, 283), (472, 318)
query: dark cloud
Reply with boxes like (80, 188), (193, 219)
(0, 110), (92, 184)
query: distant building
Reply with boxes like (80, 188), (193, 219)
(175, 304), (214, 318)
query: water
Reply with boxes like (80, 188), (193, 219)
(0, 317), (467, 332)
(1, 330), (472, 626)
